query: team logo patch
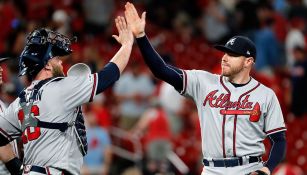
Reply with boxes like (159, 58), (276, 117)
(220, 103), (261, 122)
(89, 75), (93, 82)
(203, 90), (262, 122)
(227, 38), (236, 45)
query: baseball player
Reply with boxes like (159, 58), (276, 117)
(0, 16), (133, 175)
(0, 57), (23, 175)
(124, 2), (286, 175)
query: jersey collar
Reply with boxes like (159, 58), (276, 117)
(221, 76), (259, 91)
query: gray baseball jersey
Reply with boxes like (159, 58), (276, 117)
(181, 70), (286, 159)
(0, 73), (98, 174)
(0, 100), (20, 174)
(0, 100), (9, 174)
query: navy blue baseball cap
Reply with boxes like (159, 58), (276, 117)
(214, 36), (256, 61)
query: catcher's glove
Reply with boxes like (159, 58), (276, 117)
(246, 170), (269, 175)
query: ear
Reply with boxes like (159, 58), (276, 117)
(245, 57), (254, 67)
(44, 61), (52, 71)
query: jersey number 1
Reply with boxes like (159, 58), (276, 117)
(18, 105), (41, 144)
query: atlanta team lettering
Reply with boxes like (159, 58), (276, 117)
(203, 90), (261, 122)
(203, 90), (253, 109)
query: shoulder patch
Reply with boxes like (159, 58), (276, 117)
(88, 74), (93, 83)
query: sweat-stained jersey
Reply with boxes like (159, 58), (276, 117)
(0, 73), (98, 174)
(180, 70), (286, 159)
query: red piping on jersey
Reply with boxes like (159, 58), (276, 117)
(46, 167), (51, 175)
(221, 115), (227, 158)
(0, 128), (12, 140)
(89, 73), (97, 102)
(220, 76), (231, 158)
(266, 127), (286, 135)
(233, 82), (260, 156)
(233, 115), (237, 156)
(181, 70), (187, 94)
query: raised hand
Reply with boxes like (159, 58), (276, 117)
(246, 168), (270, 175)
(124, 2), (146, 38)
(112, 16), (134, 46)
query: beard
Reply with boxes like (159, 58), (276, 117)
(221, 63), (244, 77)
(52, 64), (65, 77)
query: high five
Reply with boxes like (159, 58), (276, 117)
(124, 2), (286, 175)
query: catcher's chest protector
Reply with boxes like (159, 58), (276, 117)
(18, 77), (88, 156)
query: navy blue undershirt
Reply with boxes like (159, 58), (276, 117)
(136, 35), (286, 172)
(265, 131), (286, 172)
(96, 62), (120, 94)
(136, 35), (183, 91)
(230, 78), (251, 87)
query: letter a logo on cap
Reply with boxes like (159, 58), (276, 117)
(227, 38), (236, 45)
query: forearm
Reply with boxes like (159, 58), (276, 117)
(265, 131), (286, 172)
(136, 35), (166, 77)
(136, 35), (183, 91)
(110, 44), (133, 74)
(0, 144), (15, 162)
(0, 144), (23, 175)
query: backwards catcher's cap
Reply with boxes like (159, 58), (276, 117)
(214, 36), (257, 61)
(18, 28), (76, 77)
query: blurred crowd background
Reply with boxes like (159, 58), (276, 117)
(0, 0), (307, 174)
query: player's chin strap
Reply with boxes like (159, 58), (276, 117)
(18, 77), (88, 156)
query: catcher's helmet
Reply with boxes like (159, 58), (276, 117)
(19, 28), (75, 77)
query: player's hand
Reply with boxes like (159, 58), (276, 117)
(112, 16), (134, 46)
(124, 2), (146, 38)
(258, 167), (270, 175)
(246, 167), (270, 175)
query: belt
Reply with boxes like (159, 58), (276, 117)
(24, 165), (72, 175)
(30, 165), (47, 174)
(203, 156), (262, 167)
